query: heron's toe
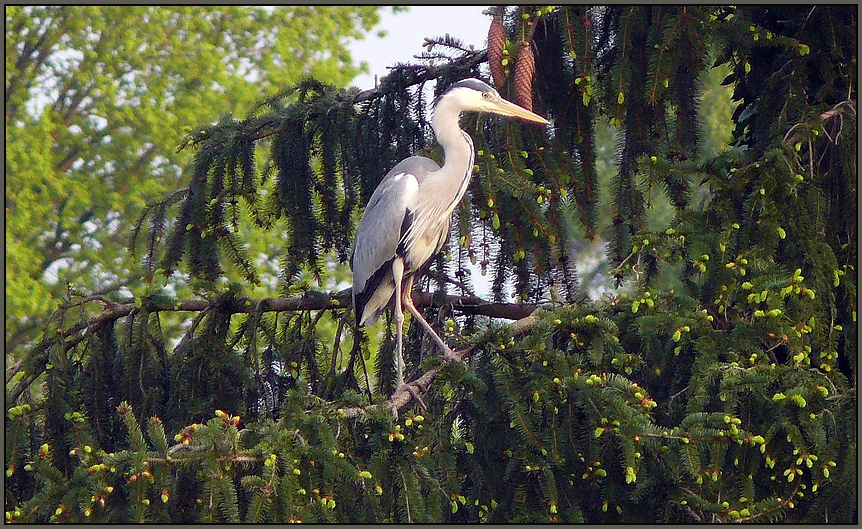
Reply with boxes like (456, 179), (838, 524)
(439, 350), (460, 363)
(440, 344), (474, 363)
(396, 382), (428, 412)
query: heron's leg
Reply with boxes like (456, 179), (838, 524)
(391, 259), (407, 386)
(391, 259), (427, 410)
(401, 277), (460, 363)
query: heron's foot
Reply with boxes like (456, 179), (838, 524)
(396, 381), (428, 412)
(439, 348), (460, 363)
(439, 344), (475, 363)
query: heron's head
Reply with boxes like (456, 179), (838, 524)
(434, 78), (549, 125)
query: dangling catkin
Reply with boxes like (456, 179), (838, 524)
(514, 41), (535, 112)
(487, 18), (506, 89)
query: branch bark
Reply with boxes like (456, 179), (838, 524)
(206, 50), (489, 147)
(5, 288), (545, 410)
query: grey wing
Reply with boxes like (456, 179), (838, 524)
(350, 157), (440, 326)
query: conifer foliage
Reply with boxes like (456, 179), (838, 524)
(6, 5), (856, 523)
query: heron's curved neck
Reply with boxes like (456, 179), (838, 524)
(431, 100), (474, 185)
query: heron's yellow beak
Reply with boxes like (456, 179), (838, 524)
(490, 98), (549, 125)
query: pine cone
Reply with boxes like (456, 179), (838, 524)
(514, 41), (535, 112)
(487, 18), (507, 89)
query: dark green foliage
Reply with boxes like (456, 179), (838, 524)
(6, 5), (855, 524)
(592, 6), (715, 285)
(533, 6), (599, 239)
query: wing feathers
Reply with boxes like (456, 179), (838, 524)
(395, 207), (414, 261)
(353, 257), (395, 326)
(352, 167), (419, 326)
(351, 156), (446, 326)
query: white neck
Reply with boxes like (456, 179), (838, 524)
(430, 96), (475, 203)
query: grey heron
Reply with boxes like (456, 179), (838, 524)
(350, 78), (548, 401)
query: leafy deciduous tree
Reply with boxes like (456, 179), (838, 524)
(5, 5), (390, 354)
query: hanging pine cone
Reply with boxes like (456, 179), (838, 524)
(514, 41), (535, 112)
(487, 18), (507, 89)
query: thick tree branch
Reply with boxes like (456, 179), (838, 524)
(350, 49), (488, 104)
(5, 322), (40, 356)
(196, 50), (489, 147)
(5, 288), (544, 410)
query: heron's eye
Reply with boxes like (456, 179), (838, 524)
(482, 92), (491, 100)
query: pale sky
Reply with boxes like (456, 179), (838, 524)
(349, 6), (491, 90)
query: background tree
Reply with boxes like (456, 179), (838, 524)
(5, 5), (856, 523)
(5, 5), (391, 356)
